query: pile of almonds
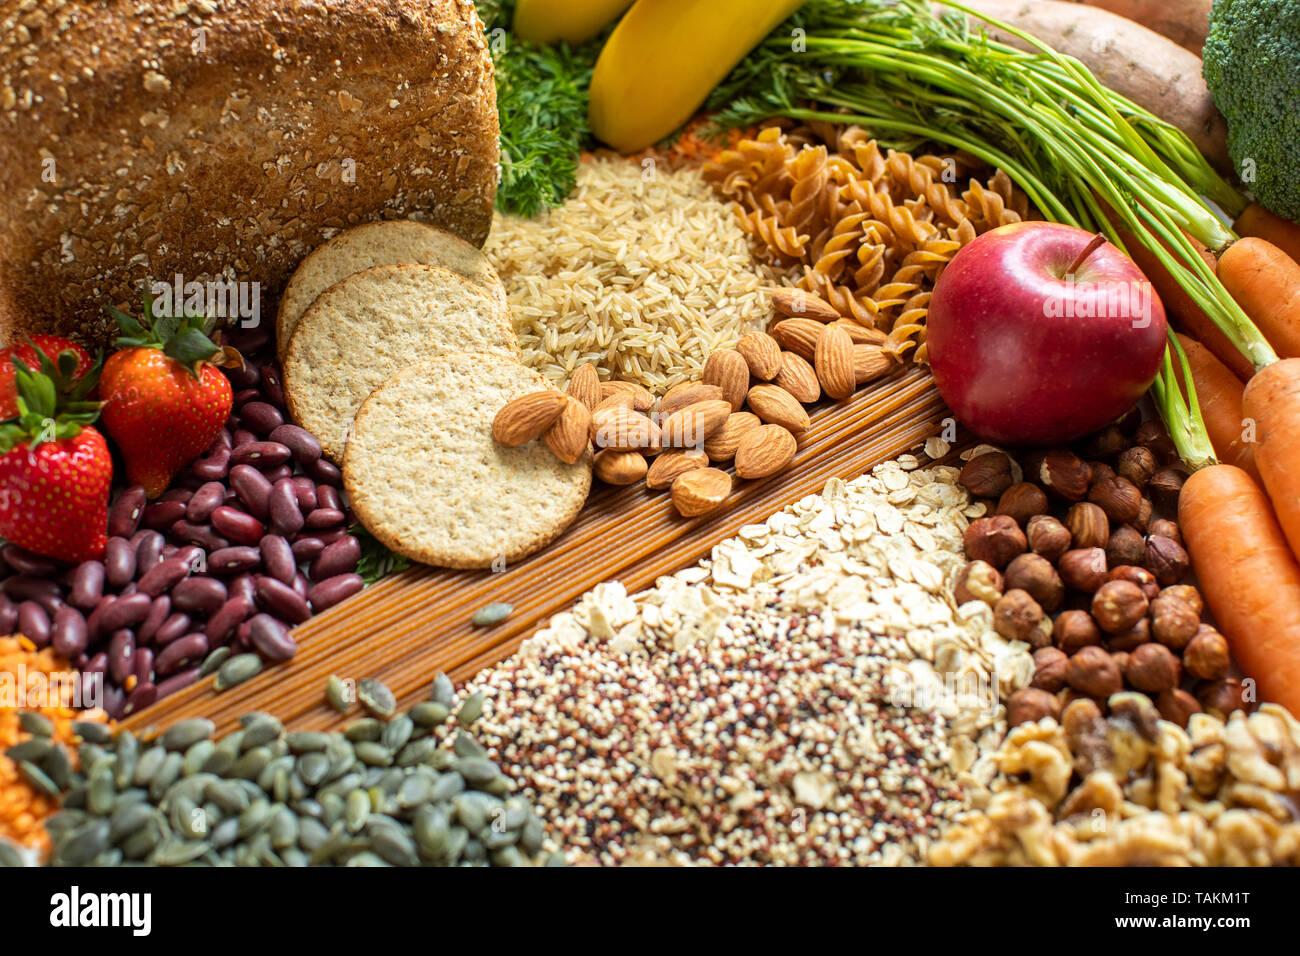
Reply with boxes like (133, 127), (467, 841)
(953, 414), (1245, 729)
(492, 288), (897, 518)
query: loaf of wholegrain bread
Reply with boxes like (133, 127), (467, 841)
(0, 0), (499, 350)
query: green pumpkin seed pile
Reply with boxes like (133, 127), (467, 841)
(22, 675), (563, 867)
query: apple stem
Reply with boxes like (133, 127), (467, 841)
(1066, 232), (1108, 277)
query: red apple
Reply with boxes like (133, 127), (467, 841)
(928, 221), (1167, 446)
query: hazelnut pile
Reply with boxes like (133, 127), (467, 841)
(954, 415), (1247, 729)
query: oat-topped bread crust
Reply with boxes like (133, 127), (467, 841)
(0, 0), (499, 350)
(344, 353), (593, 570)
(282, 263), (520, 463)
(276, 219), (509, 360)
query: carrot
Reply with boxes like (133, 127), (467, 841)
(1234, 203), (1300, 267)
(1217, 237), (1300, 359)
(1067, 0), (1210, 53)
(1242, 358), (1300, 563)
(1179, 464), (1300, 717)
(1173, 334), (1258, 481)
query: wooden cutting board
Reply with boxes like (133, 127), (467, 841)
(125, 368), (950, 737)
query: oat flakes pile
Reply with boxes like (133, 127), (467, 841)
(440, 460), (1036, 865)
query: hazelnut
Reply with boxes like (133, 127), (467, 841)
(1105, 524), (1145, 568)
(1035, 449), (1091, 501)
(1091, 579), (1149, 633)
(1057, 547), (1108, 592)
(1084, 424), (1128, 459)
(1027, 515), (1071, 562)
(1006, 687), (1062, 726)
(993, 588), (1051, 647)
(1113, 406), (1143, 437)
(1149, 592), (1201, 651)
(996, 482), (1048, 526)
(1088, 475), (1142, 523)
(1065, 501), (1110, 550)
(959, 451), (1016, 498)
(1031, 647), (1070, 692)
(1136, 420), (1178, 463)
(1159, 584), (1203, 618)
(1183, 625), (1230, 680)
(1148, 518), (1181, 546)
(1061, 696), (1104, 739)
(1004, 553), (1065, 612)
(963, 515), (1027, 569)
(1116, 445), (1157, 487)
(1156, 688), (1201, 726)
(953, 560), (1003, 606)
(1066, 645), (1123, 698)
(1053, 609), (1102, 654)
(1089, 461), (1116, 484)
(1108, 565), (1160, 601)
(1147, 467), (1186, 513)
(1197, 678), (1248, 719)
(1129, 496), (1152, 534)
(1110, 650), (1131, 676)
(1106, 617), (1151, 652)
(1144, 534), (1190, 586)
(1124, 642), (1181, 692)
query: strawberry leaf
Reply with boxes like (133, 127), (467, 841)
(163, 327), (221, 369)
(108, 305), (148, 342)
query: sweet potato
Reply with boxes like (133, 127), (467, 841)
(1064, 0), (1210, 53)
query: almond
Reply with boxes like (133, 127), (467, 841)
(601, 380), (654, 413)
(769, 318), (825, 360)
(544, 396), (592, 464)
(736, 331), (783, 380)
(774, 351), (820, 404)
(703, 410), (761, 462)
(592, 392), (634, 414)
(660, 399), (731, 449)
(565, 363), (601, 411)
(734, 423), (797, 479)
(814, 324), (855, 399)
(746, 384), (811, 433)
(833, 319), (887, 346)
(853, 344), (895, 385)
(590, 404), (661, 453)
(659, 382), (725, 416)
(645, 448), (709, 490)
(769, 286), (840, 322)
(492, 390), (567, 446)
(671, 467), (732, 517)
(593, 449), (648, 486)
(702, 348), (750, 411)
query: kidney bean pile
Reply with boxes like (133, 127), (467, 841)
(0, 328), (363, 719)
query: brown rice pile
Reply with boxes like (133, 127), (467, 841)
(484, 155), (785, 395)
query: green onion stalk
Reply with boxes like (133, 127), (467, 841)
(706, 0), (1273, 468)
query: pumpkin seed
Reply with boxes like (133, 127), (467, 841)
(206, 779), (249, 814)
(471, 602), (513, 627)
(344, 790), (370, 832)
(199, 645), (232, 677)
(61, 819), (110, 865)
(0, 839), (24, 867)
(282, 847), (309, 867)
(430, 672), (457, 709)
(237, 799), (272, 838)
(269, 806), (298, 850)
(357, 678), (396, 718)
(325, 674), (352, 712)
(397, 774), (434, 809)
(457, 691), (485, 727)
(382, 715), (413, 752)
(297, 816), (330, 853)
(201, 732), (242, 775)
(152, 837), (211, 866)
(344, 718), (383, 743)
(369, 824), (417, 866)
(297, 752), (330, 787)
(181, 739), (215, 777)
(431, 772), (465, 802)
(18, 760), (60, 797)
(453, 793), (488, 834)
(445, 825), (470, 863)
(396, 737), (439, 768)
(286, 731), (331, 754)
(149, 752), (184, 800)
(6, 737), (52, 763)
(108, 802), (153, 843)
(455, 756), (499, 787)
(354, 741), (392, 767)
(18, 711), (54, 737)
(162, 718), (215, 752)
(40, 745), (72, 790)
(210, 817), (239, 849)
(215, 653), (262, 690)
(520, 814), (544, 855)
(113, 732), (138, 789)
(453, 731), (486, 760)
(409, 701), (450, 728)
(73, 721), (112, 744)
(232, 745), (273, 781)
(239, 714), (283, 748)
(491, 845), (523, 867)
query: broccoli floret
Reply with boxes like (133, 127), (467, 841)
(1202, 0), (1300, 221)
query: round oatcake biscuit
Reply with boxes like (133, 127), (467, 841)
(343, 353), (593, 570)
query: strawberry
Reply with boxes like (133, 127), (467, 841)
(0, 335), (94, 419)
(100, 295), (235, 498)
(0, 358), (112, 563)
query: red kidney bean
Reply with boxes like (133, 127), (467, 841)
(107, 629), (135, 684)
(170, 520), (230, 552)
(143, 500), (187, 531)
(175, 472), (207, 492)
(208, 546), (262, 575)
(254, 576), (310, 624)
(3, 575), (63, 611)
(138, 557), (191, 597)
(313, 527), (351, 546)
(292, 573), (310, 600)
(108, 486), (148, 538)
(121, 682), (156, 717)
(69, 561), (105, 610)
(210, 506), (266, 546)
(227, 573), (257, 605)
(248, 613), (297, 662)
(309, 573), (364, 612)
(229, 464), (272, 519)
(1, 544), (58, 577)
(259, 363), (286, 408)
(17, 602), (51, 646)
(102, 685), (125, 720)
(205, 595), (254, 643)
(305, 457), (342, 486)
(187, 481), (227, 522)
(159, 488), (194, 505)
(132, 530), (166, 571)
(83, 651), (108, 678)
(154, 613), (193, 647)
(232, 388), (261, 409)
(224, 413), (240, 433)
(264, 465), (294, 486)
(162, 544), (178, 559)
(241, 401), (284, 436)
(172, 545), (205, 573)
(316, 485), (342, 512)
(100, 592), (153, 632)
(85, 594), (114, 642)
(310, 536), (361, 581)
(268, 479), (305, 537)
(0, 595), (16, 635)
(259, 535), (295, 585)
(304, 508), (345, 531)
(232, 428), (258, 449)
(231, 441), (292, 469)
(226, 363), (260, 390)
(172, 577), (228, 615)
(215, 428), (234, 450)
(270, 424), (323, 465)
(291, 476), (318, 512)
(51, 606), (89, 657)
(138, 595), (170, 643)
(102, 537), (136, 589)
(156, 632), (207, 675)
(191, 444), (232, 481)
(155, 666), (201, 701)
(291, 537), (325, 562)
(235, 618), (256, 649)
(133, 647), (154, 686)
(226, 322), (272, 356)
